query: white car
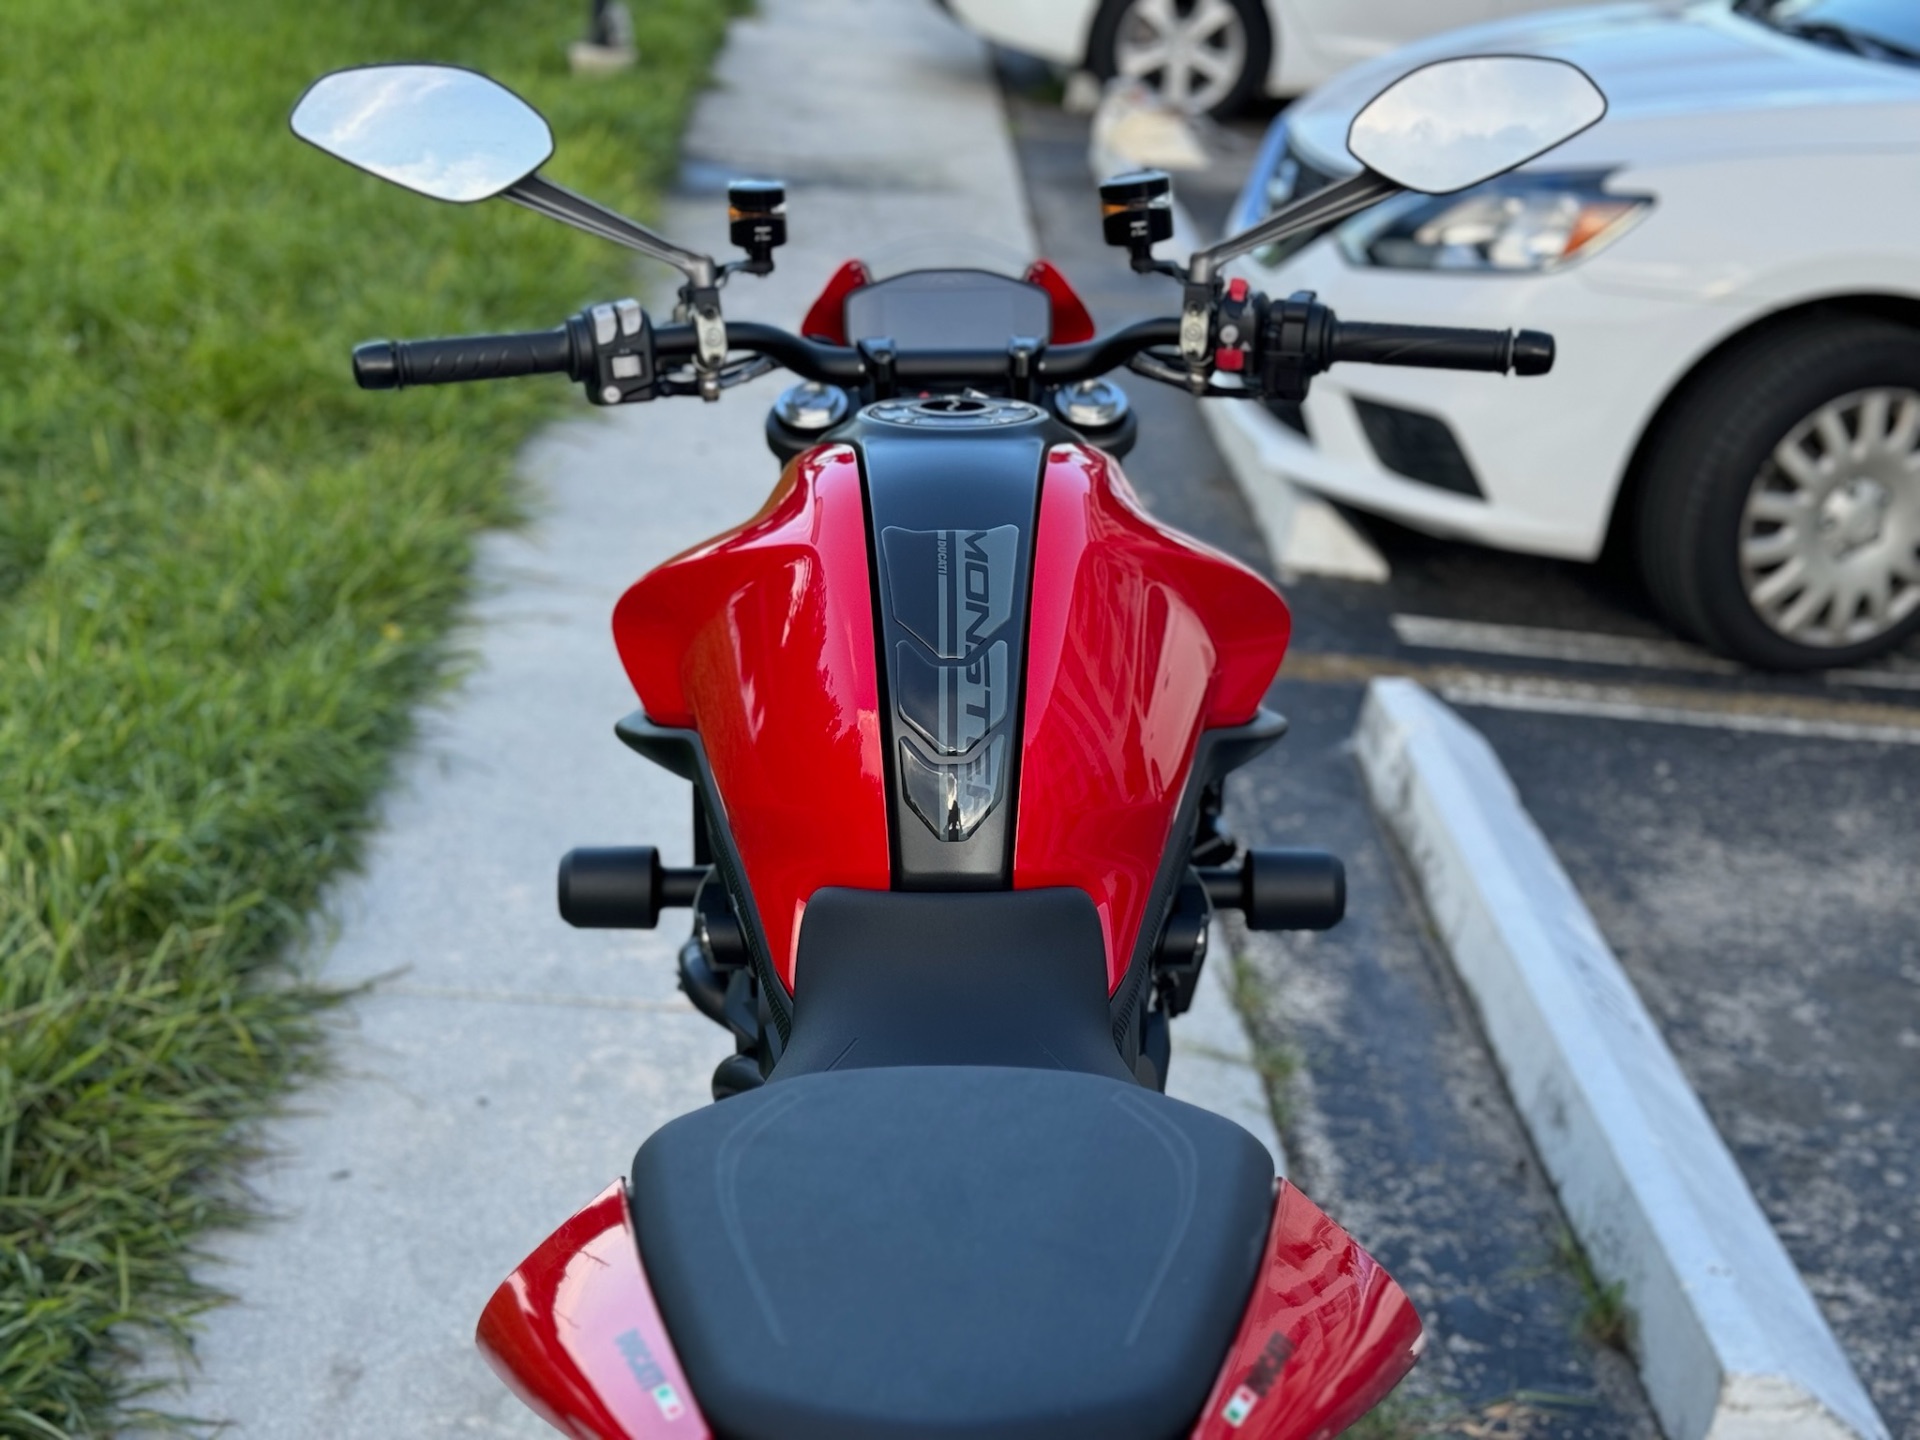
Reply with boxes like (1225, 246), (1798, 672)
(1216, 0), (1920, 668)
(939, 0), (1595, 115)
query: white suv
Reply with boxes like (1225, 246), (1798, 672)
(1217, 0), (1920, 668)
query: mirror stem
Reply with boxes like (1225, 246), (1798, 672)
(506, 173), (727, 386)
(1188, 171), (1400, 286)
(506, 174), (719, 289)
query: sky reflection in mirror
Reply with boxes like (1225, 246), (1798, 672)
(1348, 57), (1606, 196)
(291, 65), (553, 203)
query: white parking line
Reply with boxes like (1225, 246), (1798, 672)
(1391, 612), (1920, 695)
(1437, 673), (1920, 746)
(1390, 613), (1741, 673)
(1283, 651), (1920, 745)
(1827, 664), (1920, 692)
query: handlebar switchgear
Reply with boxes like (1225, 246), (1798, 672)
(1258, 290), (1554, 404)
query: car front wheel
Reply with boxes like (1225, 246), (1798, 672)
(1088, 0), (1271, 118)
(1636, 313), (1920, 670)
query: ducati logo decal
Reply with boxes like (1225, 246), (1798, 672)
(881, 525), (1020, 842)
(1220, 1330), (1296, 1428)
(614, 1328), (686, 1420)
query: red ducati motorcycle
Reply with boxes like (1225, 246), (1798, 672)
(292, 53), (1604, 1440)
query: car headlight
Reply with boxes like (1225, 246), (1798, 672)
(1338, 173), (1653, 273)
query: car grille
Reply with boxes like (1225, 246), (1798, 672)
(1352, 398), (1483, 498)
(1262, 399), (1310, 438)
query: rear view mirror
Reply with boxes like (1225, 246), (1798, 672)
(291, 64), (553, 203)
(1347, 56), (1606, 196)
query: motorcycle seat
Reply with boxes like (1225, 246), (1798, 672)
(630, 1064), (1274, 1440)
(767, 886), (1139, 1084)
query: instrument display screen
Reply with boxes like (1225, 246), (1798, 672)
(843, 269), (1052, 352)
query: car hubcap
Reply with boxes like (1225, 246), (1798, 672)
(1114, 0), (1248, 114)
(1739, 387), (1920, 648)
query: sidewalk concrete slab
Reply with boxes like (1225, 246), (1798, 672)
(1167, 921), (1286, 1174)
(156, 4), (1285, 1433)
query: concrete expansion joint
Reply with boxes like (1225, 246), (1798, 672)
(1354, 676), (1889, 1440)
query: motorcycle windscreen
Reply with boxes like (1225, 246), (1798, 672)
(477, 1181), (709, 1440)
(1190, 1181), (1424, 1439)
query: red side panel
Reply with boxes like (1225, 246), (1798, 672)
(613, 445), (889, 988)
(1190, 1182), (1424, 1440)
(1016, 444), (1291, 987)
(477, 1181), (710, 1440)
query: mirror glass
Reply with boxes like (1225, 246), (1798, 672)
(291, 65), (553, 203)
(1347, 56), (1606, 196)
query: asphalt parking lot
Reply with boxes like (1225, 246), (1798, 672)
(1000, 57), (1918, 1434)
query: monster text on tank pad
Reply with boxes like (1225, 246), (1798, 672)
(883, 524), (1018, 840)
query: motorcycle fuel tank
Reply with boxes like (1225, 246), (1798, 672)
(611, 413), (1291, 995)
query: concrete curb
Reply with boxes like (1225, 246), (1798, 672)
(1355, 678), (1888, 1440)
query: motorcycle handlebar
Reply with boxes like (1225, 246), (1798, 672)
(353, 327), (583, 390)
(1327, 321), (1554, 377)
(351, 306), (1553, 397)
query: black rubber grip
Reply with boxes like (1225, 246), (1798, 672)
(1329, 322), (1555, 377)
(354, 327), (579, 390)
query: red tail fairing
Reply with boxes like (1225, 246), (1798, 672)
(1190, 1183), (1424, 1439)
(1016, 443), (1292, 987)
(477, 1182), (708, 1440)
(482, 1174), (1418, 1440)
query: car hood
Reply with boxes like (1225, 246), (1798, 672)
(1286, 0), (1920, 176)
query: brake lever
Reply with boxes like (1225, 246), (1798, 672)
(1127, 351), (1259, 399)
(654, 355), (776, 399)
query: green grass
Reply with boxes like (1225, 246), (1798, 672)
(0, 2), (737, 1432)
(1223, 937), (1300, 1129)
(1554, 1228), (1634, 1353)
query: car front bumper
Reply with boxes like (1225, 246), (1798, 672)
(1223, 242), (1734, 562)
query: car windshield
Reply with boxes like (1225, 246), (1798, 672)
(1736, 0), (1920, 64)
